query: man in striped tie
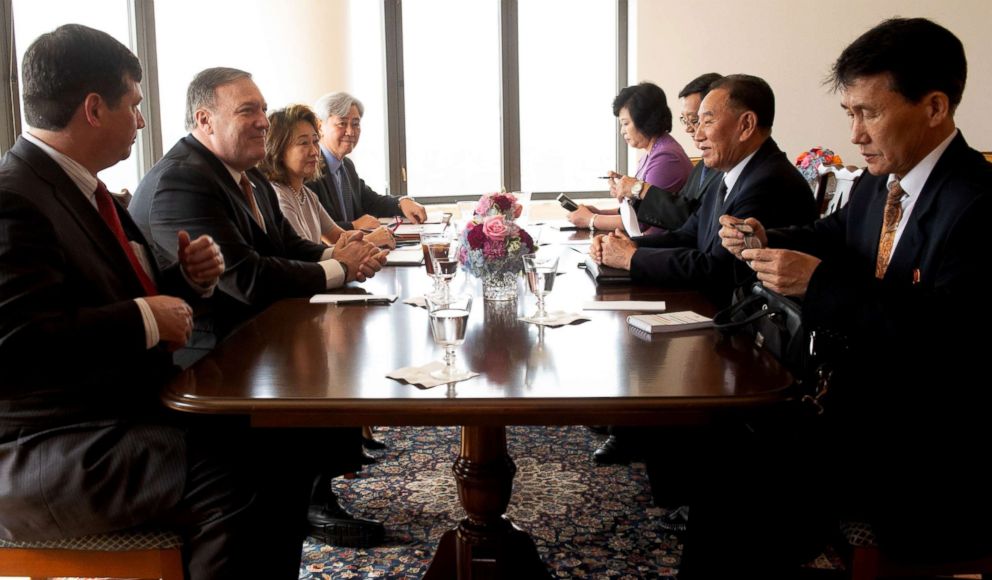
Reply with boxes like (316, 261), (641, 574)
(715, 17), (992, 579)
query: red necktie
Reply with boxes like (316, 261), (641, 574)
(94, 180), (158, 295)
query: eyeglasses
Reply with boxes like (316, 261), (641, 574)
(679, 115), (700, 129)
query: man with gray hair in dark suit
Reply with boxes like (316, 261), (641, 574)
(308, 91), (427, 229)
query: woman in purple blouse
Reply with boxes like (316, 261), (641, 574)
(568, 82), (692, 232)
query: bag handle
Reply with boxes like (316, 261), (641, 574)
(712, 292), (770, 332)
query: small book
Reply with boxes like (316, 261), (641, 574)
(626, 311), (713, 333)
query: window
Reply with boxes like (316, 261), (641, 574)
(518, 0), (617, 194)
(401, 0), (502, 198)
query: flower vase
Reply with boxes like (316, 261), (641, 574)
(482, 270), (518, 301)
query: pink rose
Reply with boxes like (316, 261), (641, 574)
(482, 215), (508, 241)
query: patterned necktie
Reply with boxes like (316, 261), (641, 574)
(875, 179), (906, 279)
(337, 165), (355, 222)
(239, 173), (266, 232)
(93, 180), (158, 295)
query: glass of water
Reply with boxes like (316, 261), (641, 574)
(427, 293), (474, 381)
(522, 252), (559, 321)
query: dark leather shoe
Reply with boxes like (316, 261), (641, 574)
(593, 435), (632, 465)
(308, 503), (385, 548)
(359, 450), (377, 465)
(362, 436), (387, 450)
(657, 505), (689, 532)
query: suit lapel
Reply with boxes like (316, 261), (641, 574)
(183, 136), (267, 237)
(11, 139), (148, 296)
(884, 133), (967, 282)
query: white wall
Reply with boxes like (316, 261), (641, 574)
(631, 0), (992, 165)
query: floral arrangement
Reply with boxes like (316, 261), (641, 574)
(472, 192), (524, 221)
(795, 146), (843, 183)
(458, 214), (535, 278)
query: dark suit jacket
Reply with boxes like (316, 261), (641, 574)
(307, 150), (402, 229)
(629, 138), (817, 304)
(768, 132), (992, 555)
(634, 160), (723, 230)
(130, 135), (328, 339)
(0, 138), (193, 540)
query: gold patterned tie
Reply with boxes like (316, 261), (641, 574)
(875, 180), (905, 279)
(239, 173), (266, 232)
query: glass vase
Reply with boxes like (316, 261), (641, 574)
(481, 270), (518, 301)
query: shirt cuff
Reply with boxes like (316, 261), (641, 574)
(319, 259), (346, 289)
(135, 298), (160, 349)
(180, 265), (217, 297)
(321, 247), (335, 260)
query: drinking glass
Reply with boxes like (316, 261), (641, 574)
(522, 252), (559, 321)
(420, 231), (451, 296)
(428, 238), (459, 302)
(426, 293), (474, 381)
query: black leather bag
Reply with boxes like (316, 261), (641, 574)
(713, 282), (809, 375)
(714, 283), (843, 414)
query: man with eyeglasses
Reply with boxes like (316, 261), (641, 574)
(609, 73), (725, 230)
(308, 92), (427, 230)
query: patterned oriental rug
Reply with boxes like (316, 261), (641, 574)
(299, 425), (683, 579)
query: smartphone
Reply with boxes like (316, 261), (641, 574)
(733, 223), (762, 249)
(557, 193), (579, 212)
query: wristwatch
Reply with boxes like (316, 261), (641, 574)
(629, 180), (644, 200)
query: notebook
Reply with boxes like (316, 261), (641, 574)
(583, 255), (632, 285)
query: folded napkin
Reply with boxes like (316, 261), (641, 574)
(582, 300), (666, 312)
(310, 294), (398, 304)
(403, 296), (428, 308)
(518, 311), (590, 327)
(387, 361), (479, 389)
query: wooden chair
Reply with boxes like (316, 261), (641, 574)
(841, 521), (992, 580)
(815, 165), (863, 217)
(0, 528), (184, 579)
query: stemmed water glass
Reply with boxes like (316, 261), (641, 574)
(420, 231), (451, 298)
(426, 293), (474, 381)
(427, 239), (458, 302)
(522, 253), (559, 321)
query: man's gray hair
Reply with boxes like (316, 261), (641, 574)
(313, 92), (364, 122)
(185, 67), (252, 131)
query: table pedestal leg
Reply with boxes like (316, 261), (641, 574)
(424, 425), (550, 580)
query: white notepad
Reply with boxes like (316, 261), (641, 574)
(627, 311), (713, 333)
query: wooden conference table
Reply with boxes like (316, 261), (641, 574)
(163, 226), (794, 579)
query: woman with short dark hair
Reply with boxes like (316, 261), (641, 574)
(568, 82), (692, 232)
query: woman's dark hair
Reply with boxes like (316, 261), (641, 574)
(612, 82), (672, 137)
(261, 105), (323, 184)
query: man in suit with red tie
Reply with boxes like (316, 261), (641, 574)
(0, 24), (295, 579)
(712, 18), (992, 579)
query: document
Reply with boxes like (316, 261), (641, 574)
(385, 248), (424, 266)
(310, 294), (398, 304)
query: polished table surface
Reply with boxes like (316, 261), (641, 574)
(163, 225), (793, 579)
(163, 229), (793, 427)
